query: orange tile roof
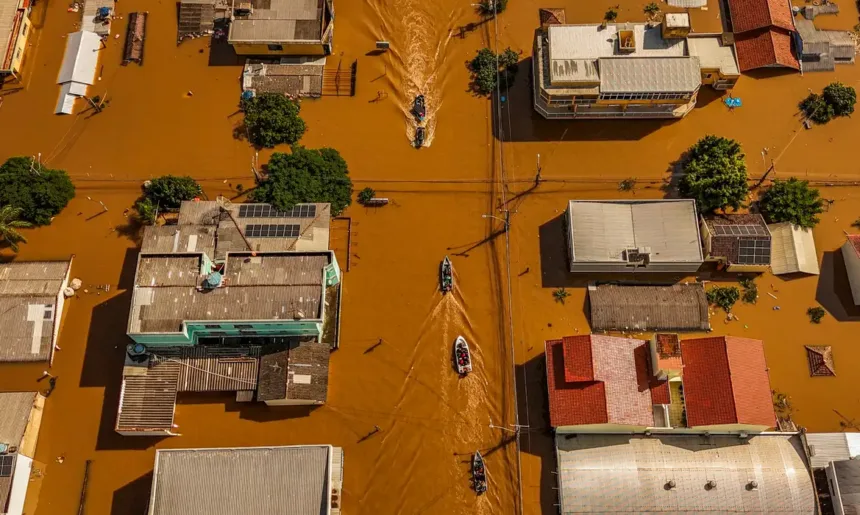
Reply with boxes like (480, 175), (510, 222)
(848, 235), (860, 258)
(680, 336), (776, 428)
(728, 0), (795, 33)
(735, 28), (799, 72)
(546, 335), (665, 428)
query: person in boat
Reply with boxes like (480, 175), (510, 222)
(413, 95), (426, 120)
(415, 127), (425, 148)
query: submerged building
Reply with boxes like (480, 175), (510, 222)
(227, 0), (334, 56)
(0, 0), (33, 80)
(533, 13), (740, 119)
(147, 445), (343, 515)
(117, 201), (341, 436)
(0, 392), (45, 515)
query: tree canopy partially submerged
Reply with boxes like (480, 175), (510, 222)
(678, 135), (748, 213)
(0, 157), (75, 225)
(761, 178), (823, 229)
(469, 47), (519, 95)
(134, 175), (203, 224)
(242, 93), (307, 148)
(251, 146), (353, 215)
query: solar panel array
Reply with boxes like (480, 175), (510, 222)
(0, 454), (13, 477)
(713, 224), (768, 237)
(737, 238), (771, 265)
(237, 204), (316, 219)
(245, 224), (301, 238)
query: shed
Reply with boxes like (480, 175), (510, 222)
(769, 222), (819, 275)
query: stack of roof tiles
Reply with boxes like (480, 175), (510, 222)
(728, 0), (799, 71)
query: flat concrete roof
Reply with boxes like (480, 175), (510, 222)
(228, 0), (323, 43)
(687, 35), (740, 76)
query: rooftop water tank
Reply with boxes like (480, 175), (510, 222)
(203, 271), (223, 289)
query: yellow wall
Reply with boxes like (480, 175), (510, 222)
(3, 11), (30, 75)
(231, 43), (327, 56)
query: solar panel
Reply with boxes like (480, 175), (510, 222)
(737, 238), (771, 265)
(0, 455), (13, 477)
(244, 224), (301, 238)
(237, 204), (316, 218)
(713, 224), (767, 237)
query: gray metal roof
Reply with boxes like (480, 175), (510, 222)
(769, 223), (819, 275)
(568, 200), (703, 264)
(599, 56), (702, 93)
(806, 433), (860, 468)
(0, 261), (71, 362)
(556, 433), (816, 514)
(832, 459), (860, 514)
(588, 283), (710, 332)
(148, 445), (338, 515)
(128, 252), (330, 334)
(0, 392), (36, 447)
(228, 0), (323, 43)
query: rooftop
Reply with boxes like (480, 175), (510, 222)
(228, 0), (325, 43)
(147, 445), (341, 515)
(704, 214), (772, 266)
(805, 345), (834, 377)
(0, 260), (71, 362)
(805, 432), (860, 468)
(129, 252), (330, 334)
(140, 201), (331, 258)
(568, 200), (703, 264)
(545, 335), (666, 428)
(680, 336), (776, 428)
(588, 283), (710, 332)
(598, 56), (701, 94)
(687, 35), (741, 76)
(734, 28), (799, 72)
(257, 341), (329, 403)
(727, 0), (795, 33)
(0, 392), (38, 511)
(556, 433), (815, 513)
(829, 459), (860, 514)
(848, 234), (860, 259)
(769, 222), (820, 275)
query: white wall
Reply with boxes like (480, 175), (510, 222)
(4, 454), (33, 515)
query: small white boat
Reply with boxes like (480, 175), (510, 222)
(454, 336), (472, 376)
(440, 256), (453, 293)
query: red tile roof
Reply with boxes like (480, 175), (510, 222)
(735, 28), (799, 72)
(680, 336), (776, 428)
(848, 235), (860, 259)
(545, 335), (664, 428)
(727, 0), (795, 33)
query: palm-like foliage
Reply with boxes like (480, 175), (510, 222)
(0, 205), (32, 252)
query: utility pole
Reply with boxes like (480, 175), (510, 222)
(534, 153), (542, 186)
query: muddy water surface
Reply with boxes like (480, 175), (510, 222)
(2, 0), (860, 512)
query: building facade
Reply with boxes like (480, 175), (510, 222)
(533, 14), (739, 119)
(0, 0), (33, 79)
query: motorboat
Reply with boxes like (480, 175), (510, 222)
(472, 451), (488, 494)
(454, 336), (472, 376)
(415, 126), (425, 148)
(440, 256), (453, 293)
(412, 94), (426, 121)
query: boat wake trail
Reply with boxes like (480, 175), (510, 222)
(366, 0), (461, 147)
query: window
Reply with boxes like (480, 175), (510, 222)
(15, 48), (21, 60)
(704, 73), (712, 79)
(268, 44), (284, 51)
(234, 324), (253, 329)
(204, 324), (222, 329)
(22, 23), (27, 36)
(209, 331), (228, 336)
(43, 305), (54, 320)
(240, 330), (258, 335)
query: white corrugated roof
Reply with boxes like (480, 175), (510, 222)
(806, 433), (860, 468)
(556, 433), (816, 514)
(769, 222), (820, 275)
(568, 200), (703, 263)
(148, 445), (337, 515)
(599, 56), (702, 93)
(56, 31), (100, 85)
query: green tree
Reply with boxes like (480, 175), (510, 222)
(823, 82), (856, 117)
(644, 2), (660, 15)
(604, 8), (618, 22)
(761, 178), (824, 228)
(799, 93), (834, 124)
(0, 157), (75, 225)
(0, 205), (32, 252)
(469, 47), (519, 95)
(134, 197), (158, 225)
(241, 93), (307, 148)
(357, 187), (376, 205)
(678, 135), (749, 213)
(707, 286), (740, 312)
(143, 175), (202, 209)
(250, 146), (353, 215)
(477, 0), (508, 16)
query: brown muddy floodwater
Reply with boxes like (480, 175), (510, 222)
(1, 0), (860, 512)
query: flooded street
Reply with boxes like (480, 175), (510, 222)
(1, 0), (860, 511)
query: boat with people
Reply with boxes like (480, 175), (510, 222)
(414, 126), (425, 148)
(472, 451), (488, 494)
(412, 94), (426, 122)
(440, 256), (453, 292)
(454, 336), (472, 376)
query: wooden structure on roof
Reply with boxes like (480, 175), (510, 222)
(539, 8), (566, 27)
(805, 345), (835, 376)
